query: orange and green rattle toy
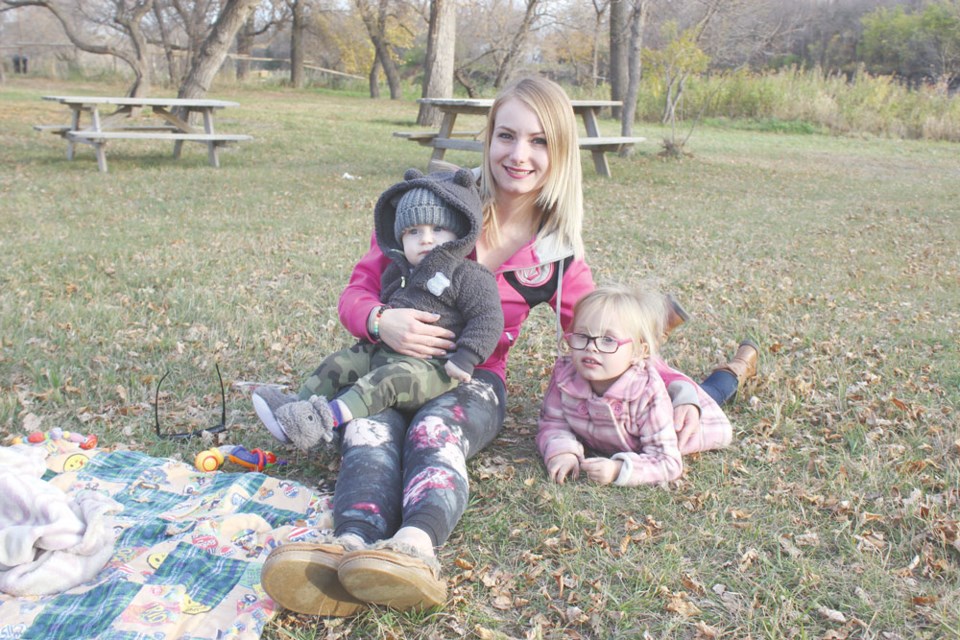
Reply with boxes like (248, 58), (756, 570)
(194, 445), (285, 472)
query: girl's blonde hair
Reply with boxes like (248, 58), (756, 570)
(479, 76), (584, 259)
(571, 284), (667, 359)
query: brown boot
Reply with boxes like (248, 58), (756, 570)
(713, 339), (759, 383)
(663, 294), (690, 341)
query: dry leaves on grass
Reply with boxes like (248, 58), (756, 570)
(658, 586), (702, 617)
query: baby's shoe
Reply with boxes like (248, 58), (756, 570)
(276, 395), (338, 451)
(252, 387), (298, 444)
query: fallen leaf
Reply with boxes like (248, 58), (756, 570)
(817, 605), (847, 623)
(738, 548), (760, 572)
(22, 413), (42, 432)
(779, 536), (802, 558)
(664, 591), (701, 617)
(680, 574), (705, 595)
(796, 532), (820, 547)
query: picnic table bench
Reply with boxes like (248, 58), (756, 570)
(395, 98), (645, 178)
(37, 95), (253, 172)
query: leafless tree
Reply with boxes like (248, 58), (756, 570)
(236, 1), (288, 82)
(152, 2), (179, 85)
(589, 0), (610, 89)
(619, 0), (648, 145)
(541, 0), (608, 87)
(288, 0), (306, 86)
(177, 0), (260, 99)
(355, 0), (402, 99)
(608, 0), (627, 117)
(2, 0), (156, 96)
(492, 0), (543, 88)
(454, 0), (549, 91)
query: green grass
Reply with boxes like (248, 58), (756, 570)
(2, 77), (958, 639)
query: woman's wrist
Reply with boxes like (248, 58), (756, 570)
(369, 305), (386, 342)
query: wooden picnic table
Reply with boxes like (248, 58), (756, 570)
(37, 95), (252, 172)
(395, 98), (645, 178)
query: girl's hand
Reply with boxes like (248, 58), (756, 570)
(376, 308), (456, 358)
(581, 457), (622, 485)
(674, 404), (701, 453)
(546, 453), (580, 484)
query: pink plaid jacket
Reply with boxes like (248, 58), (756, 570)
(537, 356), (732, 486)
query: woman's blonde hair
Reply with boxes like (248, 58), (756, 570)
(571, 284), (667, 359)
(480, 76), (584, 259)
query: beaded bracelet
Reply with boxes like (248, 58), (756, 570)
(371, 305), (386, 342)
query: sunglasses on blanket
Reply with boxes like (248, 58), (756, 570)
(153, 363), (227, 439)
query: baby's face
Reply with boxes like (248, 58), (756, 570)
(401, 224), (458, 265)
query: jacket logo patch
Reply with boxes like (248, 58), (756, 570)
(427, 272), (452, 296)
(515, 264), (555, 288)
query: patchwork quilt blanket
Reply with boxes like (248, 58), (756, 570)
(0, 440), (333, 639)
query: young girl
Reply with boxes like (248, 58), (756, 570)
(537, 285), (733, 486)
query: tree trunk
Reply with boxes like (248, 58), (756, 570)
(357, 0), (402, 99)
(123, 13), (153, 98)
(289, 0), (306, 88)
(236, 13), (256, 81)
(590, 0), (607, 90)
(455, 68), (478, 97)
(153, 2), (180, 86)
(178, 0), (260, 100)
(369, 54), (382, 98)
(609, 0), (628, 118)
(417, 0), (456, 126)
(493, 0), (541, 89)
(620, 0), (648, 150)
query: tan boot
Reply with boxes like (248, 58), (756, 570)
(713, 339), (759, 383)
(663, 294), (690, 341)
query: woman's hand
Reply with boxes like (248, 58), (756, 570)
(674, 404), (701, 453)
(581, 457), (621, 485)
(376, 308), (456, 358)
(546, 453), (580, 484)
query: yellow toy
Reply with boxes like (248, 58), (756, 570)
(194, 448), (225, 472)
(193, 445), (286, 473)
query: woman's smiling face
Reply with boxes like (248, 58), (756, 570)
(488, 97), (550, 197)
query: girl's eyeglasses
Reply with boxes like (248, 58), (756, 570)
(564, 332), (633, 354)
(154, 363), (227, 440)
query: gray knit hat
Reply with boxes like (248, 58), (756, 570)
(394, 187), (470, 243)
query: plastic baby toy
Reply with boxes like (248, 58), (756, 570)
(194, 445), (285, 473)
(25, 428), (98, 449)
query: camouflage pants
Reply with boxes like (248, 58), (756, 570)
(332, 369), (506, 547)
(298, 342), (457, 423)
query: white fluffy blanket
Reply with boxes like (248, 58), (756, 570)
(0, 445), (123, 596)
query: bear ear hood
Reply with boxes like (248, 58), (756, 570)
(374, 167), (483, 263)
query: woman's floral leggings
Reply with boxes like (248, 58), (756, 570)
(331, 369), (506, 547)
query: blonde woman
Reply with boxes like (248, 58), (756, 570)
(260, 76), (756, 616)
